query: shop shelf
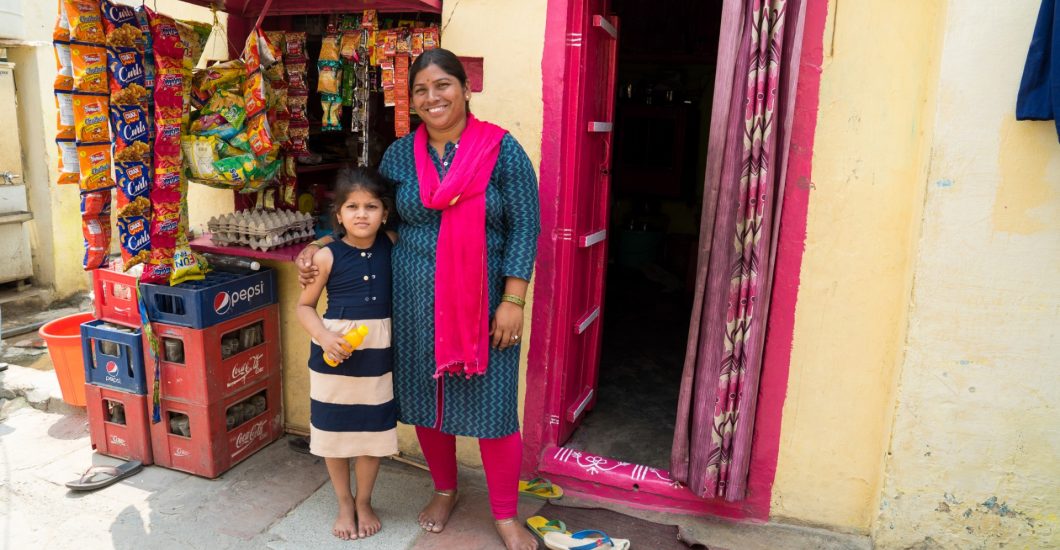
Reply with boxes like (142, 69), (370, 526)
(190, 234), (306, 263)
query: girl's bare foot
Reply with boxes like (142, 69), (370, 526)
(418, 490), (458, 533)
(333, 495), (357, 540)
(495, 518), (538, 550)
(355, 499), (381, 538)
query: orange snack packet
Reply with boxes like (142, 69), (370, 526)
(73, 93), (111, 143)
(63, 0), (106, 44)
(71, 43), (108, 94)
(77, 142), (116, 192)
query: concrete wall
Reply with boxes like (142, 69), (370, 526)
(13, 0), (228, 300)
(770, 0), (947, 532)
(873, 1), (1060, 547)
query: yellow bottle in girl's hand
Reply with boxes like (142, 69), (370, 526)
(324, 325), (370, 366)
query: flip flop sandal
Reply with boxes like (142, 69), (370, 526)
(65, 460), (143, 491)
(543, 529), (620, 550)
(519, 476), (564, 500)
(526, 515), (571, 543)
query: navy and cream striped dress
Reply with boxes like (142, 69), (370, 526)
(308, 236), (398, 458)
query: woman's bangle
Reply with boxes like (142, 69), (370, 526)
(501, 294), (526, 308)
(309, 239), (327, 248)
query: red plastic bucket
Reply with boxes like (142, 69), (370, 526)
(38, 312), (95, 407)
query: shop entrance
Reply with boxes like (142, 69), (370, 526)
(561, 0), (724, 469)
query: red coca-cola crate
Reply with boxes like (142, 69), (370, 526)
(150, 375), (282, 478)
(84, 384), (153, 465)
(145, 305), (280, 405)
(92, 258), (142, 328)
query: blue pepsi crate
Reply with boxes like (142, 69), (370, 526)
(140, 268), (276, 329)
(81, 319), (147, 395)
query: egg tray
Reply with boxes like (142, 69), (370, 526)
(207, 209), (315, 251)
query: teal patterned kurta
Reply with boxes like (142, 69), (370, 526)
(380, 132), (540, 438)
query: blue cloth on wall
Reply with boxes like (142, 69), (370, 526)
(1017, 0), (1060, 141)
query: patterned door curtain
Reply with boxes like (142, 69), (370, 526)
(670, 0), (806, 502)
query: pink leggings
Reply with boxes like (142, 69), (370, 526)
(416, 425), (522, 520)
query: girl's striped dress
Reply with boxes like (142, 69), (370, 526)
(308, 236), (398, 458)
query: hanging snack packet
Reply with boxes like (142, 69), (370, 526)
(77, 142), (116, 192)
(147, 8), (185, 71)
(411, 29), (424, 57)
(134, 7), (155, 89)
(63, 0), (105, 44)
(55, 88), (76, 140)
(111, 102), (149, 153)
(317, 61), (342, 95)
(181, 135), (222, 180)
(321, 94), (342, 132)
(73, 93), (110, 143)
(361, 10), (377, 30)
(81, 189), (112, 270)
(320, 33), (340, 62)
(54, 40), (74, 90)
(117, 215), (151, 269)
(340, 30), (360, 61)
(101, 0), (136, 33)
(114, 141), (150, 163)
(423, 26), (439, 50)
(107, 45), (146, 95)
(243, 70), (267, 117)
(246, 112), (274, 156)
(115, 161), (151, 203)
(56, 138), (80, 185)
(176, 19), (211, 71)
(55, 0), (71, 42)
(106, 23), (143, 49)
(190, 59), (244, 107)
(170, 246), (206, 286)
(284, 32), (306, 61)
(71, 43), (108, 94)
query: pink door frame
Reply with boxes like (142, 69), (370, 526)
(523, 0), (830, 520)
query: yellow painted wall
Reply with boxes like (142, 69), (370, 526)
(873, 1), (1060, 547)
(770, 0), (947, 532)
(13, 0), (228, 300)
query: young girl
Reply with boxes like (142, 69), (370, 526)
(296, 168), (397, 541)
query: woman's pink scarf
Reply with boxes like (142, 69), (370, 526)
(415, 114), (507, 378)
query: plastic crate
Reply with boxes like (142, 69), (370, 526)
(150, 375), (283, 478)
(84, 384), (153, 464)
(145, 305), (280, 405)
(140, 268), (276, 329)
(92, 259), (142, 328)
(81, 320), (147, 395)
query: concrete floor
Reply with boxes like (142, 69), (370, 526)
(565, 266), (690, 469)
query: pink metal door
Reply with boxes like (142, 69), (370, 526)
(553, 1), (618, 444)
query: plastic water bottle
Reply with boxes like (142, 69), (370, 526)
(202, 253), (260, 272)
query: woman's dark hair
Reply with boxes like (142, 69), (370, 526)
(330, 167), (394, 238)
(409, 48), (468, 96)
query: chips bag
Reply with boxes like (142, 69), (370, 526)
(71, 43), (108, 94)
(55, 88), (76, 140)
(77, 141), (115, 192)
(100, 0), (136, 34)
(107, 46), (146, 94)
(63, 0), (105, 44)
(73, 93), (110, 143)
(54, 40), (74, 90)
(56, 138), (80, 185)
(111, 102), (149, 152)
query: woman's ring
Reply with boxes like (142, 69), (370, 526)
(511, 335), (520, 341)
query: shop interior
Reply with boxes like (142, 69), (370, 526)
(563, 0), (724, 470)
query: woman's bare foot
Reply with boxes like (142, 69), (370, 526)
(495, 518), (538, 550)
(355, 499), (381, 538)
(418, 490), (458, 533)
(333, 495), (357, 540)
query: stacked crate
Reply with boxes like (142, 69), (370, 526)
(141, 268), (283, 478)
(82, 258), (152, 464)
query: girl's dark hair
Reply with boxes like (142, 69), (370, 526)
(409, 48), (468, 96)
(330, 167), (394, 238)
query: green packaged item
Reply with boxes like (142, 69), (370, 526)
(342, 61), (355, 107)
(181, 135), (222, 180)
(227, 132), (251, 152)
(212, 153), (255, 184)
(202, 89), (247, 129)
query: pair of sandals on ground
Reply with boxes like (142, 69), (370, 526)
(521, 477), (631, 550)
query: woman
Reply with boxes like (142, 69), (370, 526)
(297, 49), (540, 550)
